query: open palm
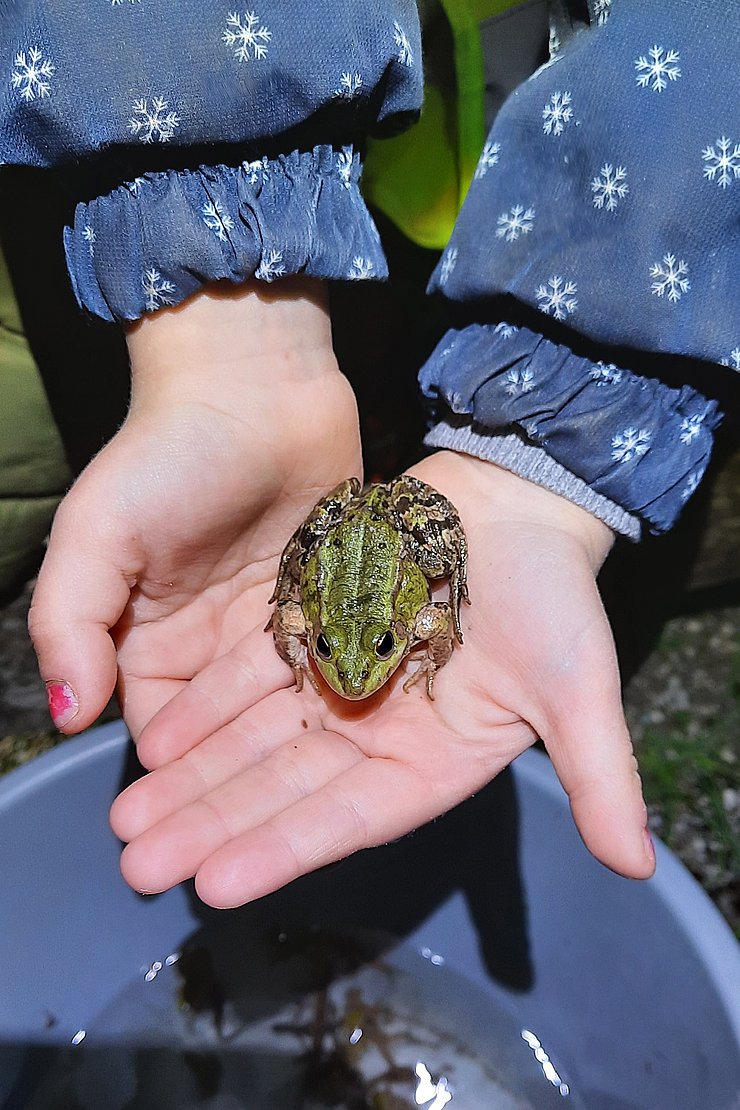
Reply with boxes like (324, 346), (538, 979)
(29, 281), (361, 739)
(111, 451), (653, 909)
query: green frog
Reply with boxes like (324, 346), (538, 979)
(267, 476), (469, 700)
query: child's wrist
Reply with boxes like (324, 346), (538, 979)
(125, 277), (338, 414)
(418, 451), (615, 572)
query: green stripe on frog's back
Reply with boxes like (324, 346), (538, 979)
(305, 514), (406, 631)
(302, 509), (430, 634)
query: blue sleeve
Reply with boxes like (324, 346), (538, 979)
(420, 0), (734, 534)
(1, 1), (422, 321)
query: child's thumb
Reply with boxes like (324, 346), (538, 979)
(28, 503), (131, 733)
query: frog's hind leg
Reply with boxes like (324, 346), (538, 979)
(388, 476), (470, 643)
(269, 477), (361, 604)
(447, 543), (471, 643)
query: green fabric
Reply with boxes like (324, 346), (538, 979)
(363, 0), (523, 249)
(0, 250), (71, 594)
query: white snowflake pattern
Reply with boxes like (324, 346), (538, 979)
(611, 426), (651, 463)
(393, 22), (413, 66)
(720, 346), (740, 371)
(82, 225), (96, 256)
(702, 137), (740, 190)
(337, 72), (362, 97)
(594, 0), (612, 25)
(650, 254), (690, 302)
(591, 164), (628, 211)
(336, 149), (354, 189)
(12, 48), (55, 102)
(111, 0), (141, 5)
(496, 204), (535, 242)
(494, 322), (518, 339)
(679, 413), (705, 445)
(439, 247), (458, 286)
(243, 156), (268, 184)
(505, 368), (535, 395)
(542, 92), (573, 136)
(143, 268), (176, 311)
(473, 141), (501, 180)
(349, 256), (374, 279)
(590, 361), (623, 385)
(255, 249), (286, 282)
(680, 470), (703, 502)
(202, 200), (235, 241)
(535, 275), (577, 319)
(129, 97), (180, 143)
(635, 46), (680, 92)
(223, 11), (271, 61)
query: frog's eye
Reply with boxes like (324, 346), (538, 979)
(374, 631), (395, 660)
(315, 633), (332, 661)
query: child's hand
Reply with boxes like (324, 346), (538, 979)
(29, 278), (362, 739)
(110, 450), (654, 908)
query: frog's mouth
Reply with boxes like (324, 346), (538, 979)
(320, 659), (403, 701)
(329, 672), (378, 701)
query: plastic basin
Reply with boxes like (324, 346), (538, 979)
(0, 722), (737, 1108)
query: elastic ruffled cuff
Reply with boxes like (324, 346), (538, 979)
(425, 422), (642, 540)
(64, 145), (385, 322)
(419, 323), (722, 534)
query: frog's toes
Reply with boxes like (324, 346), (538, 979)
(402, 659), (438, 700)
(293, 664), (322, 696)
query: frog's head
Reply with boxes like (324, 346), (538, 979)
(310, 621), (408, 699)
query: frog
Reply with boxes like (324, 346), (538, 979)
(266, 475), (469, 700)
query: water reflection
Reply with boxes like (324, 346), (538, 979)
(521, 1028), (570, 1097)
(14, 924), (581, 1109)
(414, 1060), (452, 1107)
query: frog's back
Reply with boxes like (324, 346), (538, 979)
(306, 504), (404, 627)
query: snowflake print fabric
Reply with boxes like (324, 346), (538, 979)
(1, 1), (420, 315)
(129, 98), (180, 143)
(0, 0), (732, 535)
(223, 11), (272, 62)
(420, 324), (721, 534)
(702, 138), (740, 190)
(421, 2), (735, 532)
(64, 146), (386, 321)
(12, 48), (54, 102)
(427, 0), (736, 499)
(2, 1), (421, 170)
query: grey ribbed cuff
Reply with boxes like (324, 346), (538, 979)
(425, 418), (642, 541)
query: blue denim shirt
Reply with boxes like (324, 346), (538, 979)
(0, 0), (733, 533)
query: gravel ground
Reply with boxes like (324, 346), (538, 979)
(1, 582), (738, 936)
(625, 605), (739, 935)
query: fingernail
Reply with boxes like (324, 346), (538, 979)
(46, 681), (79, 729)
(643, 825), (655, 865)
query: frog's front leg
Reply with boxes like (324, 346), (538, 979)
(271, 599), (322, 694)
(402, 602), (454, 701)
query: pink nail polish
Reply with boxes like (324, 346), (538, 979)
(643, 825), (656, 865)
(46, 681), (79, 729)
